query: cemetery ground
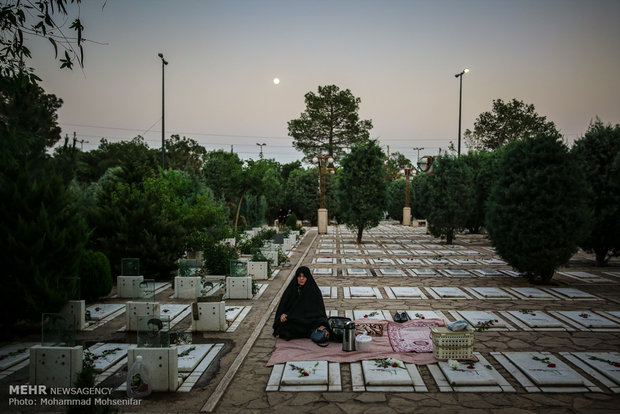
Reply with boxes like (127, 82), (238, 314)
(1, 223), (620, 413)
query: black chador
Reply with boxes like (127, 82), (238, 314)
(273, 266), (328, 340)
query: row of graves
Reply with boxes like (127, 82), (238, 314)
(1, 228), (302, 395)
(266, 224), (620, 395)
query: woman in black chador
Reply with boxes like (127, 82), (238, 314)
(273, 266), (328, 340)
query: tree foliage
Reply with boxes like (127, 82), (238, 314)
(78, 250), (112, 301)
(386, 178), (413, 222)
(384, 151), (412, 181)
(337, 140), (387, 243)
(1, 0), (92, 80)
(284, 168), (319, 224)
(288, 84), (372, 161)
(571, 119), (620, 265)
(486, 134), (590, 283)
(464, 98), (561, 151)
(425, 155), (475, 244)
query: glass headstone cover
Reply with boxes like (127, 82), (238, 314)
(133, 279), (156, 301)
(137, 315), (170, 348)
(41, 313), (76, 347)
(272, 234), (285, 245)
(121, 258), (140, 276)
(229, 259), (248, 277)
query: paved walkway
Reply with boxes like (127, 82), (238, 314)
(1, 223), (619, 413)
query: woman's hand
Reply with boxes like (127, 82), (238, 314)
(280, 313), (287, 323)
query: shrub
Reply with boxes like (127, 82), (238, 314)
(79, 250), (112, 301)
(203, 242), (238, 275)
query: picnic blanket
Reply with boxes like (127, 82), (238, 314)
(386, 318), (444, 353)
(266, 318), (444, 366)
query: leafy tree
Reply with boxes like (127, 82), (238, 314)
(464, 98), (561, 151)
(461, 151), (493, 233)
(280, 160), (302, 182)
(411, 173), (432, 219)
(386, 178), (410, 222)
(571, 120), (620, 265)
(288, 84), (372, 160)
(284, 168), (319, 224)
(384, 152), (412, 181)
(425, 155), (475, 244)
(337, 140), (387, 243)
(486, 135), (590, 283)
(78, 250), (112, 301)
(1, 0), (92, 80)
(165, 134), (207, 174)
(202, 150), (243, 215)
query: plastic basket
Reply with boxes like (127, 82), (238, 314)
(431, 326), (475, 360)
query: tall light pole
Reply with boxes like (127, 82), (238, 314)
(158, 53), (168, 169)
(412, 147), (424, 162)
(401, 167), (414, 226)
(312, 154), (334, 234)
(256, 142), (266, 158)
(455, 68), (469, 156)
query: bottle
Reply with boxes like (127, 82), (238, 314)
(127, 355), (152, 398)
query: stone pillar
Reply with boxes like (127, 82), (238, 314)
(318, 208), (328, 234)
(402, 207), (411, 226)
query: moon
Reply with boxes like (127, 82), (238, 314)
(273, 78), (280, 85)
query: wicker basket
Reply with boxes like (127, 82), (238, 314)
(431, 326), (475, 360)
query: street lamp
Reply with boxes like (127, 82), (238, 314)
(455, 68), (469, 156)
(412, 147), (424, 162)
(158, 53), (168, 169)
(256, 142), (266, 158)
(312, 154), (334, 234)
(400, 167), (414, 226)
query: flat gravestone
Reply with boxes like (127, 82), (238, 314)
(438, 250), (457, 256)
(406, 244), (424, 249)
(411, 268), (437, 276)
(473, 269), (503, 276)
(406, 310), (442, 320)
(505, 352), (587, 385)
(391, 287), (423, 298)
(370, 258), (395, 265)
(344, 258), (366, 264)
(481, 259), (507, 265)
(398, 258), (424, 265)
(0, 343), (35, 371)
(472, 287), (511, 298)
(509, 311), (563, 328)
(512, 287), (554, 299)
(438, 360), (498, 385)
(433, 287), (468, 298)
(313, 268), (333, 275)
(559, 311), (618, 328)
(502, 270), (523, 277)
(576, 352), (620, 385)
(412, 250), (433, 255)
(384, 244), (402, 249)
(177, 344), (211, 372)
(365, 249), (384, 255)
(549, 288), (597, 299)
(452, 259), (478, 265)
(460, 250), (481, 255)
(379, 268), (405, 276)
(319, 286), (331, 297)
(423, 244), (443, 249)
(87, 304), (124, 321)
(160, 304), (188, 320)
(350, 287), (375, 297)
(443, 269), (471, 276)
(354, 310), (384, 320)
(460, 311), (507, 328)
(346, 268), (370, 276)
(319, 243), (335, 248)
(315, 257), (335, 264)
(363, 243), (380, 248)
(89, 343), (130, 372)
(342, 244), (357, 248)
(426, 259), (451, 265)
(563, 271), (598, 278)
(225, 306), (243, 322)
(343, 249), (362, 255)
(317, 249), (333, 254)
(362, 359), (412, 385)
(281, 361), (329, 386)
(388, 250), (410, 255)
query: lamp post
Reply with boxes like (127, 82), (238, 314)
(256, 142), (266, 158)
(158, 53), (168, 169)
(455, 68), (469, 156)
(412, 147), (424, 162)
(312, 154), (334, 234)
(401, 168), (414, 226)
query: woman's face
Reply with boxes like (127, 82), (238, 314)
(297, 273), (307, 286)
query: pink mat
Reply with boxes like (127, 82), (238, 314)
(266, 318), (444, 366)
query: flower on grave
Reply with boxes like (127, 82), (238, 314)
(467, 365), (475, 369)
(448, 359), (460, 370)
(579, 313), (589, 318)
(178, 346), (196, 358)
(532, 355), (553, 367)
(414, 313), (424, 319)
(163, 309), (169, 313)
(547, 363), (556, 368)
(375, 358), (406, 370)
(588, 355), (620, 367)
(615, 363), (620, 368)
(290, 362), (319, 378)
(95, 307), (101, 311)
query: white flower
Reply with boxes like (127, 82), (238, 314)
(448, 359), (460, 370)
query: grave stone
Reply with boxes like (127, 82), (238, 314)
(505, 352), (586, 386)
(117, 275), (144, 298)
(346, 268), (370, 276)
(361, 359), (411, 385)
(29, 345), (82, 388)
(226, 276), (253, 299)
(398, 258), (424, 265)
(438, 360), (498, 385)
(88, 343), (129, 372)
(459, 311), (507, 328)
(549, 288), (596, 299)
(319, 286), (331, 297)
(87, 304), (124, 321)
(137, 315), (171, 348)
(353, 310), (384, 320)
(121, 258), (140, 276)
(379, 268), (405, 276)
(512, 287), (554, 299)
(177, 344), (211, 372)
(174, 276), (201, 299)
(127, 347), (179, 392)
(576, 352), (620, 384)
(192, 301), (227, 331)
(313, 268), (333, 275)
(391, 287), (423, 298)
(248, 261), (269, 280)
(473, 269), (503, 276)
(411, 268), (437, 275)
(406, 310), (442, 320)
(350, 287), (375, 297)
(126, 302), (160, 331)
(443, 269), (471, 276)
(281, 361), (328, 386)
(225, 306), (243, 323)
(433, 287), (467, 298)
(559, 311), (617, 328)
(344, 258), (366, 264)
(509, 311), (562, 328)
(61, 300), (86, 330)
(471, 287), (510, 298)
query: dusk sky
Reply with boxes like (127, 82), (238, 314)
(31, 0), (620, 164)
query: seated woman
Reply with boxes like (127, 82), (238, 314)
(273, 266), (328, 340)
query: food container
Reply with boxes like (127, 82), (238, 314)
(355, 333), (372, 352)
